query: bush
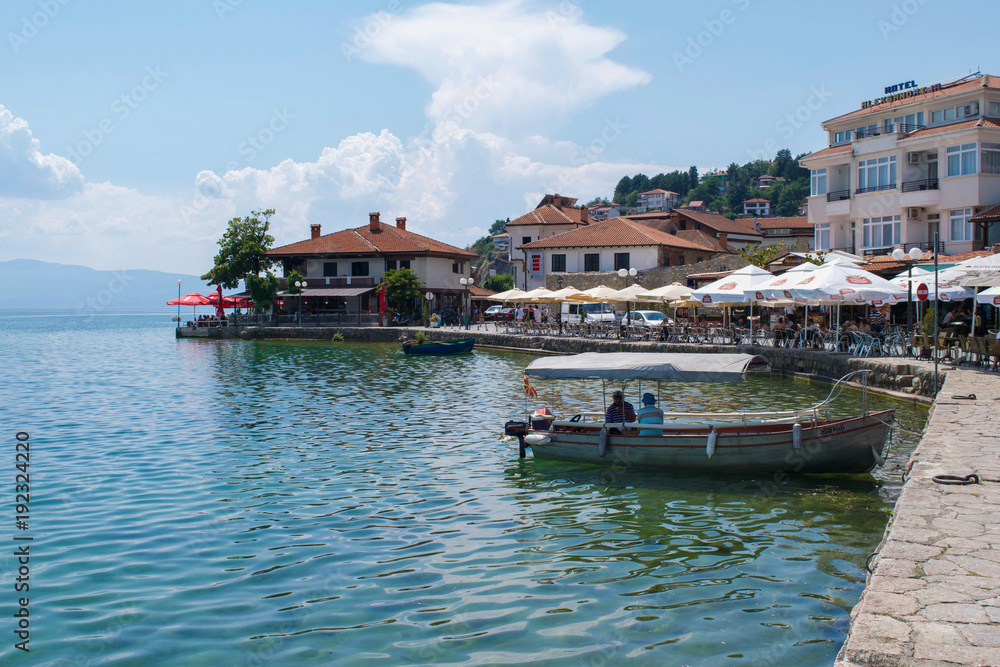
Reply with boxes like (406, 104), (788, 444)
(920, 307), (935, 334)
(331, 332), (344, 342)
(415, 331), (428, 344)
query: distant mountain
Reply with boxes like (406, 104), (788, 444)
(0, 259), (207, 310)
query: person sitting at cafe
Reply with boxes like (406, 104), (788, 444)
(637, 393), (664, 435)
(942, 307), (960, 328)
(772, 316), (786, 343)
(858, 320), (871, 334)
(605, 390), (636, 434)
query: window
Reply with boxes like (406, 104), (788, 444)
(957, 101), (979, 118)
(990, 101), (1000, 116)
(810, 168), (827, 196)
(385, 260), (397, 272)
(931, 109), (943, 124)
(399, 260), (410, 270)
(521, 236), (531, 245)
(663, 256), (670, 268)
(834, 130), (850, 144)
(947, 143), (977, 176)
(814, 223), (831, 251)
(323, 262), (337, 277)
(452, 262), (465, 274)
(982, 142), (1000, 175)
(862, 216), (900, 250)
(950, 208), (974, 242)
(856, 156), (896, 193)
(351, 261), (369, 276)
(678, 256), (685, 266)
(584, 253), (600, 272)
(551, 254), (566, 272)
(613, 253), (630, 271)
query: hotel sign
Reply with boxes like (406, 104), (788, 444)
(860, 80), (942, 109)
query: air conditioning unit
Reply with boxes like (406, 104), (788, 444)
(907, 152), (921, 165)
(907, 207), (922, 220)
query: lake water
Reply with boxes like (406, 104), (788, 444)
(0, 312), (928, 666)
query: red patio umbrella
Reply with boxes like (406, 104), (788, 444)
(166, 292), (213, 319)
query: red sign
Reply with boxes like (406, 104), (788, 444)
(531, 254), (541, 271)
(993, 296), (1000, 305)
(916, 283), (928, 301)
(702, 295), (712, 304)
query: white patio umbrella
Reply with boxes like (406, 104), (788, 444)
(976, 285), (1000, 305)
(579, 284), (619, 321)
(520, 286), (555, 301)
(745, 261), (819, 302)
(645, 283), (692, 302)
(545, 287), (591, 302)
(690, 264), (772, 329)
(488, 288), (529, 302)
(606, 284), (661, 326)
(788, 261), (906, 304)
(892, 269), (973, 302)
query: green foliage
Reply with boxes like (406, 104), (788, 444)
(245, 271), (279, 313)
(483, 273), (513, 293)
(739, 242), (788, 268)
(688, 165), (699, 190)
(285, 269), (304, 293)
(415, 331), (428, 344)
(383, 268), (424, 314)
(585, 196), (610, 207)
(331, 332), (345, 342)
(921, 307), (936, 334)
(624, 190), (640, 207)
(488, 218), (508, 236)
(422, 299), (431, 327)
(804, 251), (825, 266)
(201, 209), (276, 289)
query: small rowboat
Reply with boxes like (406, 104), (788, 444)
(402, 337), (475, 355)
(505, 352), (894, 474)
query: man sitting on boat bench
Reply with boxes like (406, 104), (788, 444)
(637, 393), (664, 435)
(605, 390), (636, 434)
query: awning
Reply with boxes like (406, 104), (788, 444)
(279, 287), (375, 297)
(525, 352), (765, 382)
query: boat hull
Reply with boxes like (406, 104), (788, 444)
(523, 410), (895, 474)
(402, 337), (475, 355)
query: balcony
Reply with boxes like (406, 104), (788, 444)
(826, 189), (850, 202)
(825, 189), (851, 217)
(855, 183), (897, 195)
(899, 178), (940, 207)
(853, 124), (925, 140)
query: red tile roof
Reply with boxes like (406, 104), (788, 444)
(624, 211), (674, 221)
(804, 144), (853, 160)
(518, 217), (717, 252)
(673, 210), (763, 237)
(675, 229), (736, 254)
(825, 75), (1000, 124)
(269, 219), (477, 259)
(901, 117), (1000, 140)
(971, 203), (1000, 223)
(505, 202), (589, 227)
(689, 201), (704, 207)
(744, 198), (769, 204)
(757, 216), (813, 230)
(641, 189), (678, 195)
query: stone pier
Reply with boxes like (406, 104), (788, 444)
(836, 364), (1000, 666)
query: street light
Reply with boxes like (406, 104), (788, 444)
(617, 267), (639, 325)
(892, 247), (924, 353)
(460, 277), (474, 330)
(176, 279), (182, 328)
(295, 280), (307, 325)
(556, 275), (563, 334)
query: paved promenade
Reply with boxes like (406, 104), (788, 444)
(837, 364), (1000, 666)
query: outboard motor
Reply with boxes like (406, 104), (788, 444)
(504, 420), (529, 458)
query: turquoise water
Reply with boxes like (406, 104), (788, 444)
(0, 312), (927, 666)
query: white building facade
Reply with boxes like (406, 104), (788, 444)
(803, 73), (1000, 256)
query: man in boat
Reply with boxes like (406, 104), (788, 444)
(637, 393), (664, 435)
(605, 390), (636, 434)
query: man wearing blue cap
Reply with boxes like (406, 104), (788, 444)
(637, 393), (663, 436)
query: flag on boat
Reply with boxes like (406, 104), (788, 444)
(523, 376), (538, 398)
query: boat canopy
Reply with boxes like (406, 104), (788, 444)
(524, 352), (765, 382)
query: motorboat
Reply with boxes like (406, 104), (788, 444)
(402, 336), (475, 355)
(504, 352), (893, 474)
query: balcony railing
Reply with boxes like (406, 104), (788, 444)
(826, 189), (851, 202)
(901, 178), (939, 193)
(855, 183), (897, 195)
(853, 124), (926, 139)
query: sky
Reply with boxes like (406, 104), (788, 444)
(0, 0), (997, 275)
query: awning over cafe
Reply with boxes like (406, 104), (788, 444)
(278, 287), (375, 297)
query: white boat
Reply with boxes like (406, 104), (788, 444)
(504, 352), (894, 474)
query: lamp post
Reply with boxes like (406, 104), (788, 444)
(176, 279), (182, 328)
(460, 277), (474, 330)
(295, 280), (307, 325)
(556, 275), (563, 334)
(892, 247), (924, 354)
(617, 267), (638, 325)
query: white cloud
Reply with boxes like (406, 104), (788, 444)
(0, 105), (83, 199)
(360, 0), (651, 134)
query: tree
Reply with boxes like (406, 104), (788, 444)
(201, 209), (277, 289)
(624, 190), (640, 208)
(483, 273), (513, 293)
(285, 269), (304, 293)
(739, 242), (788, 268)
(613, 175), (632, 203)
(246, 272), (279, 314)
(382, 268), (424, 316)
(688, 165), (699, 191)
(631, 173), (650, 194)
(489, 218), (507, 236)
(585, 196), (610, 207)
(775, 180), (809, 216)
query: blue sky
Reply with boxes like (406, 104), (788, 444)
(1, 0), (996, 274)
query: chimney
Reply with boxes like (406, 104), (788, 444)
(369, 212), (380, 232)
(580, 205), (589, 223)
(395, 216), (406, 231)
(310, 224), (321, 239)
(718, 232), (728, 248)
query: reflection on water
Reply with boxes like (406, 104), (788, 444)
(0, 313), (927, 666)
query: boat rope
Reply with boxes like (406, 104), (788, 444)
(865, 551), (878, 574)
(950, 394), (977, 400)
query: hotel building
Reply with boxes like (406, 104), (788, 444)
(802, 73), (1000, 256)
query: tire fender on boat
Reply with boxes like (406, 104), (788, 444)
(706, 428), (717, 459)
(598, 427), (608, 457)
(792, 422), (802, 450)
